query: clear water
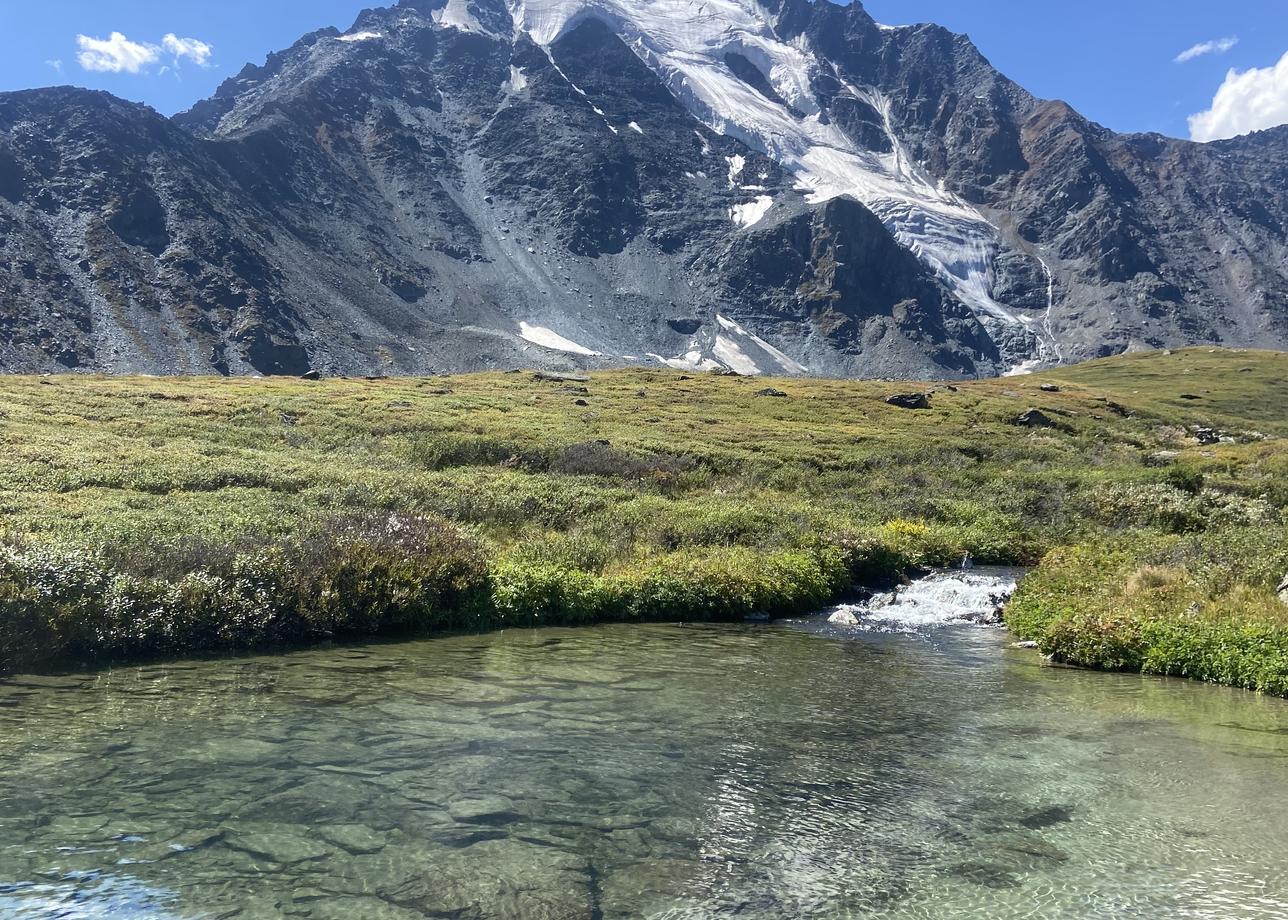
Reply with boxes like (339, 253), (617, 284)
(3, 613), (1288, 918)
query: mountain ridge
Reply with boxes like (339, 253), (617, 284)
(0, 0), (1284, 378)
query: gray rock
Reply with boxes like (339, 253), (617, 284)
(886, 393), (931, 410)
(1278, 573), (1288, 605)
(1012, 408), (1056, 428)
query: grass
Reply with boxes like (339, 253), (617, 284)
(1, 347), (1286, 690)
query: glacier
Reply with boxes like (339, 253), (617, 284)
(505, 0), (1020, 326)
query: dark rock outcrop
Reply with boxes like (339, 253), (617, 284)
(886, 393), (931, 410)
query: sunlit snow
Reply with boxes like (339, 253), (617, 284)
(506, 0), (1019, 326)
(519, 322), (602, 356)
(730, 195), (773, 228)
(337, 31), (383, 43)
(434, 0), (495, 35)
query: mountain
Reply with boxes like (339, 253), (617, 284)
(0, 0), (1285, 379)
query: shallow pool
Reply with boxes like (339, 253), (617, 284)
(2, 611), (1288, 918)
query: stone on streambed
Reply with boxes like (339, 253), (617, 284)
(389, 838), (593, 919)
(447, 794), (523, 825)
(306, 897), (433, 920)
(319, 823), (390, 856)
(222, 824), (335, 864)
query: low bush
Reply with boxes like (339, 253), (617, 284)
(0, 514), (491, 672)
(1007, 526), (1288, 694)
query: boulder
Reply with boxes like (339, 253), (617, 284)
(886, 393), (931, 410)
(828, 609), (860, 627)
(300, 369), (322, 381)
(1039, 384), (1061, 393)
(1278, 573), (1288, 605)
(755, 387), (788, 398)
(1012, 408), (1056, 428)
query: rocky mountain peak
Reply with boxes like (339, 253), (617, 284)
(0, 0), (1285, 377)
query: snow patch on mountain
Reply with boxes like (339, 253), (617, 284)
(337, 31), (384, 43)
(519, 322), (602, 355)
(506, 0), (1017, 325)
(434, 0), (496, 35)
(731, 195), (773, 228)
(717, 315), (807, 374)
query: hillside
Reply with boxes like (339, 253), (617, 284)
(1, 348), (1285, 690)
(1, 0), (1286, 378)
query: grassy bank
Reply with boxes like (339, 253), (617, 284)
(1, 348), (1286, 687)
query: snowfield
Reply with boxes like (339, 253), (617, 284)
(505, 0), (1018, 327)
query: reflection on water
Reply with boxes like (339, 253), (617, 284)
(2, 620), (1288, 919)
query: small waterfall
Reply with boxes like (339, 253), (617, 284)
(825, 569), (1020, 634)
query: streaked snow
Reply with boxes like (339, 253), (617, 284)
(726, 154), (746, 187)
(730, 195), (773, 228)
(716, 314), (807, 374)
(434, 0), (495, 35)
(648, 350), (722, 372)
(507, 66), (529, 92)
(712, 334), (761, 375)
(649, 315), (806, 375)
(507, 0), (1019, 326)
(519, 322), (602, 356)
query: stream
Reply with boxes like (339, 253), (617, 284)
(2, 572), (1288, 918)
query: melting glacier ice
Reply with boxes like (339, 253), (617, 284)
(506, 0), (1019, 326)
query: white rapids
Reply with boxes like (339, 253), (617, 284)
(825, 568), (1020, 634)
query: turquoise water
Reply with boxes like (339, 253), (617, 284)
(2, 616), (1288, 919)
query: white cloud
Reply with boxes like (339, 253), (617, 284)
(1189, 50), (1288, 141)
(74, 31), (213, 75)
(1175, 36), (1239, 64)
(162, 34), (213, 67)
(76, 32), (160, 74)
(45, 59), (63, 74)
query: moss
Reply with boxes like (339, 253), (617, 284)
(0, 348), (1286, 682)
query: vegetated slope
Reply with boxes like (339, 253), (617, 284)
(0, 348), (1285, 691)
(0, 0), (1286, 378)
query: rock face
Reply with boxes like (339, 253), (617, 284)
(1, 0), (1286, 378)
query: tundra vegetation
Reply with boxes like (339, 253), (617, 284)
(1, 349), (1285, 692)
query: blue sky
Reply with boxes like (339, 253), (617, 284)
(0, 1), (1285, 141)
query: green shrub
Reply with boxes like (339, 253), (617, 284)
(0, 514), (491, 672)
